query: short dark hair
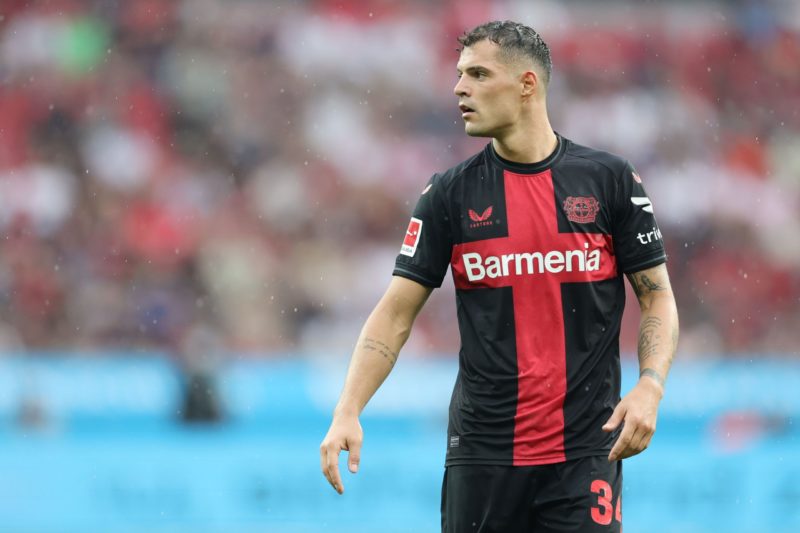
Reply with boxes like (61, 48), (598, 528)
(457, 20), (552, 85)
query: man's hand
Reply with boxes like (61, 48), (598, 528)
(602, 376), (663, 462)
(318, 278), (430, 494)
(320, 413), (363, 494)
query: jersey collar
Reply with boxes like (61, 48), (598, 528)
(486, 133), (566, 174)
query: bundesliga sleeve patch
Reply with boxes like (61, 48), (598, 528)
(400, 217), (423, 257)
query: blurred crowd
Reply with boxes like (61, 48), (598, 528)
(0, 0), (798, 358)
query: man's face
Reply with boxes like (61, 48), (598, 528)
(454, 40), (523, 138)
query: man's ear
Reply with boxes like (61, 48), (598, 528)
(521, 70), (539, 97)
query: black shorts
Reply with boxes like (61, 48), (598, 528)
(441, 456), (622, 533)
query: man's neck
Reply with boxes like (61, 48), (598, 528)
(492, 122), (558, 165)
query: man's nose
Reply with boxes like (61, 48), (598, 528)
(453, 77), (469, 97)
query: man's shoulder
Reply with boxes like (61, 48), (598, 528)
(561, 137), (630, 177)
(430, 146), (488, 189)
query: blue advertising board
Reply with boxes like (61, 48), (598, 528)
(0, 354), (798, 532)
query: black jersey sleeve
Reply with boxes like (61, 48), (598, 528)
(393, 174), (453, 288)
(612, 163), (667, 273)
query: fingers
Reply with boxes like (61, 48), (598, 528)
(621, 428), (646, 460)
(608, 423), (632, 462)
(320, 434), (363, 493)
(320, 442), (344, 494)
(608, 418), (656, 462)
(630, 421), (655, 452)
(348, 438), (362, 473)
(602, 403), (626, 433)
(606, 383), (661, 461)
(320, 416), (364, 495)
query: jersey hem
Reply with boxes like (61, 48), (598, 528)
(444, 449), (613, 467)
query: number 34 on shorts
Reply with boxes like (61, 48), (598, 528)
(591, 478), (622, 526)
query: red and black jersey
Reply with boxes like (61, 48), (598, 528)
(393, 135), (666, 466)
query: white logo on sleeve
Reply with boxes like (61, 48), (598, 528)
(400, 217), (423, 257)
(631, 196), (654, 213)
(636, 226), (663, 245)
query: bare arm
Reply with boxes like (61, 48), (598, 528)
(320, 275), (432, 493)
(628, 264), (679, 391)
(603, 263), (679, 461)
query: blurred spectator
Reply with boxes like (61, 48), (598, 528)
(0, 0), (798, 357)
(177, 321), (225, 423)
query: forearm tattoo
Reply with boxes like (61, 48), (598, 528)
(362, 337), (398, 365)
(638, 316), (663, 362)
(630, 272), (666, 299)
(640, 368), (666, 388)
